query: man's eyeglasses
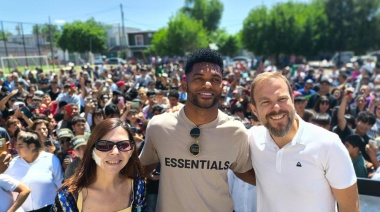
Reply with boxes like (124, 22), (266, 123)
(94, 140), (134, 152)
(189, 127), (200, 156)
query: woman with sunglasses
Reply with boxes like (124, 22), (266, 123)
(4, 129), (63, 212)
(51, 118), (146, 211)
(313, 95), (332, 116)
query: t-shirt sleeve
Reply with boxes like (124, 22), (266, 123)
(229, 128), (253, 173)
(0, 174), (19, 192)
(52, 155), (64, 188)
(139, 125), (159, 166)
(324, 136), (356, 189)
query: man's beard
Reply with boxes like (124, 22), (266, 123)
(187, 92), (220, 109)
(263, 109), (295, 137)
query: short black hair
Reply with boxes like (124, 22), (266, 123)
(184, 48), (223, 75)
(345, 134), (365, 149)
(357, 111), (376, 126)
(312, 113), (331, 127)
(71, 116), (86, 125)
(104, 104), (120, 118)
(168, 90), (179, 99)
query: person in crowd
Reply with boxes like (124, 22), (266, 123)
(0, 173), (30, 212)
(140, 48), (255, 211)
(344, 134), (368, 178)
(313, 95), (332, 116)
(56, 128), (74, 171)
(90, 108), (105, 130)
(297, 79), (316, 99)
(351, 95), (368, 117)
(64, 135), (88, 179)
(166, 90), (184, 113)
(294, 95), (307, 118)
(331, 87), (344, 105)
(142, 90), (157, 119)
(71, 116), (87, 136)
(56, 83), (81, 110)
(134, 67), (151, 89)
(306, 77), (338, 109)
(336, 91), (376, 162)
(5, 129), (63, 212)
(312, 112), (332, 131)
(248, 72), (358, 211)
(48, 80), (61, 101)
(104, 103), (121, 118)
(51, 118), (146, 211)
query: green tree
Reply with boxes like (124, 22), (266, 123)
(181, 0), (224, 32)
(322, 0), (380, 54)
(57, 18), (107, 53)
(209, 29), (239, 56)
(0, 30), (12, 41)
(149, 13), (208, 56)
(32, 24), (61, 45)
(241, 2), (328, 60)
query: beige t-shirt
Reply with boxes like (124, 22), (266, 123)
(140, 108), (252, 212)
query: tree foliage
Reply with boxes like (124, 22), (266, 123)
(181, 0), (223, 32)
(322, 0), (380, 54)
(0, 30), (12, 41)
(149, 13), (208, 56)
(209, 29), (239, 56)
(57, 18), (107, 53)
(32, 24), (61, 45)
(241, 0), (380, 59)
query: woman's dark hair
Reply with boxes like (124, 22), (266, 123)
(60, 118), (144, 193)
(313, 95), (330, 113)
(17, 129), (43, 152)
(184, 48), (224, 75)
(93, 108), (105, 119)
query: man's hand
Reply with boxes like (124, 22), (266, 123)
(10, 89), (18, 96)
(0, 151), (12, 173)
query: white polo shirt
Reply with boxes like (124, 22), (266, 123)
(248, 116), (356, 212)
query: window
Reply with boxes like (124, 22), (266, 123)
(135, 35), (144, 46)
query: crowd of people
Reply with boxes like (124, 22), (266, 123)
(0, 47), (378, 211)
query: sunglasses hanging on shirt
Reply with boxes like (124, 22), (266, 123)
(189, 127), (201, 156)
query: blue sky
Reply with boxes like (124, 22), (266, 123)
(0, 0), (309, 34)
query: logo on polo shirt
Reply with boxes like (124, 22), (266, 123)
(296, 162), (302, 167)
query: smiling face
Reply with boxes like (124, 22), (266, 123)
(93, 126), (134, 175)
(251, 77), (295, 137)
(184, 62), (223, 109)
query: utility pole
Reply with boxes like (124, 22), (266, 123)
(120, 4), (126, 58)
(49, 16), (55, 71)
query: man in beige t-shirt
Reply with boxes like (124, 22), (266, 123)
(140, 48), (255, 212)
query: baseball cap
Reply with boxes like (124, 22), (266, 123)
(294, 95), (306, 102)
(57, 128), (74, 139)
(116, 80), (125, 87)
(320, 77), (331, 85)
(35, 90), (44, 96)
(72, 135), (88, 150)
(305, 79), (313, 84)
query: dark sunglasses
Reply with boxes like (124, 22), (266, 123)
(94, 140), (134, 152)
(59, 138), (71, 144)
(189, 127), (200, 156)
(320, 101), (329, 105)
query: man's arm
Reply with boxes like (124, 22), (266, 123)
(338, 94), (349, 131)
(234, 168), (256, 186)
(7, 182), (31, 212)
(331, 183), (359, 212)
